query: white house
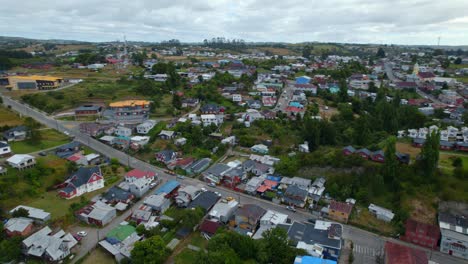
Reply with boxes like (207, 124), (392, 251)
(129, 178), (151, 198)
(208, 199), (239, 223)
(131, 136), (150, 146)
(368, 203), (394, 222)
(144, 193), (171, 213)
(175, 185), (202, 207)
(201, 114), (224, 127)
(7, 154), (36, 169)
(115, 126), (132, 137)
(59, 167), (104, 199)
(221, 136), (236, 145)
(232, 94), (242, 102)
(137, 120), (157, 134)
(0, 141), (12, 156)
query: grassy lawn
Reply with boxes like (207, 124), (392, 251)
(189, 232), (208, 249)
(175, 248), (198, 264)
(349, 206), (397, 236)
(0, 106), (24, 127)
(150, 94), (174, 118)
(456, 76), (468, 84)
(10, 129), (70, 153)
(81, 248), (116, 264)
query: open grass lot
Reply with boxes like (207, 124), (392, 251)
(81, 247), (116, 264)
(10, 129), (70, 153)
(449, 64), (468, 70)
(456, 76), (468, 84)
(0, 106), (24, 126)
(349, 206), (397, 235)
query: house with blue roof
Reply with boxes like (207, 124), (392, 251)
(296, 76), (311, 85)
(294, 256), (337, 264)
(155, 180), (180, 196)
(289, 102), (304, 108)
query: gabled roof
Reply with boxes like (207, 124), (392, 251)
(343, 146), (356, 153)
(199, 219), (221, 235)
(64, 166), (101, 191)
(103, 187), (134, 202)
(155, 180), (180, 195)
(188, 191), (219, 211)
(285, 185), (308, 198)
(330, 201), (353, 215)
(356, 148), (371, 155)
(235, 204), (266, 221)
(125, 169), (156, 179)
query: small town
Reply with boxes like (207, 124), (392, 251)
(0, 2), (468, 264)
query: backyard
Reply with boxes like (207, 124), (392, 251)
(9, 128), (70, 153)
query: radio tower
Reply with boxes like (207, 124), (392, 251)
(437, 36), (441, 46)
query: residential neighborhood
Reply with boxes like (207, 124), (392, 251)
(1, 8), (468, 264)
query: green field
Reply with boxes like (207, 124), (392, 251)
(10, 129), (70, 153)
(0, 106), (24, 127)
(449, 64), (468, 70)
(456, 76), (468, 84)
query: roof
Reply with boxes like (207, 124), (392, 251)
(144, 193), (169, 207)
(281, 221), (342, 249)
(291, 176), (311, 187)
(356, 148), (371, 155)
(209, 199), (239, 219)
(199, 220), (221, 235)
(10, 205), (50, 221)
(5, 217), (33, 232)
(438, 201), (468, 229)
(368, 203), (394, 219)
(125, 169), (156, 179)
(106, 224), (136, 242)
(188, 191), (219, 211)
(65, 166), (101, 190)
(109, 100), (150, 107)
(189, 158), (212, 172)
(75, 105), (101, 111)
(235, 204), (266, 221)
(330, 201), (353, 215)
(103, 187), (134, 202)
(286, 185), (309, 198)
(155, 180), (180, 195)
(405, 219), (440, 238)
(9, 75), (62, 82)
(385, 241), (428, 264)
(203, 163), (231, 177)
(294, 256), (337, 264)
(7, 154), (34, 165)
(418, 72), (436, 79)
(87, 201), (115, 221)
(260, 210), (288, 225)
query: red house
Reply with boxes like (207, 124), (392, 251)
(370, 150), (385, 163)
(401, 219), (440, 250)
(385, 241), (428, 264)
(342, 146), (356, 156)
(356, 148), (371, 159)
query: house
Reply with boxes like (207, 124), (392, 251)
(74, 104), (102, 117)
(246, 100), (262, 109)
(234, 204), (267, 232)
(131, 136), (150, 147)
(384, 241), (428, 264)
(279, 221), (342, 261)
(9, 205), (51, 223)
(168, 157), (195, 171)
(59, 167), (104, 199)
(129, 204), (151, 224)
(202, 163), (232, 184)
(55, 141), (81, 158)
(328, 201), (353, 223)
(438, 201), (468, 259)
(260, 209), (288, 226)
(102, 187), (135, 204)
(262, 96), (277, 107)
(115, 126), (132, 137)
(22, 226), (78, 262)
(176, 185), (202, 207)
(4, 217), (34, 237)
(244, 109), (265, 123)
(129, 178), (151, 198)
(155, 149), (177, 165)
(296, 76), (312, 85)
(418, 72), (436, 82)
(125, 169), (156, 183)
(221, 136), (236, 145)
(283, 185), (309, 208)
(439, 140), (455, 151)
(412, 138), (426, 148)
(401, 218), (440, 250)
(290, 176), (312, 190)
(208, 199), (239, 223)
(232, 94), (242, 102)
(199, 220), (221, 237)
(456, 142), (468, 152)
(105, 100), (150, 123)
(85, 153), (101, 165)
(144, 193), (171, 213)
(175, 137), (187, 146)
(201, 114), (224, 127)
(181, 98), (199, 108)
(3, 126), (28, 141)
(79, 123), (114, 137)
(7, 154), (36, 169)
(293, 256), (337, 264)
(309, 177), (326, 203)
(245, 177), (264, 194)
(370, 150), (385, 163)
(155, 180), (181, 197)
(188, 191), (220, 211)
(186, 158), (212, 175)
(76, 201), (117, 226)
(99, 224), (142, 262)
(100, 135), (117, 145)
(261, 109), (276, 120)
(355, 148), (371, 159)
(200, 104), (224, 114)
(368, 203), (394, 222)
(0, 141), (12, 156)
(159, 130), (175, 139)
(136, 120), (157, 134)
(251, 144), (269, 154)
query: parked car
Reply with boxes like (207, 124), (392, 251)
(176, 175), (185, 180)
(150, 182), (158, 189)
(286, 206), (296, 212)
(201, 187), (207, 192)
(77, 231), (88, 237)
(214, 191), (222, 197)
(38, 151), (47, 156)
(208, 182), (216, 188)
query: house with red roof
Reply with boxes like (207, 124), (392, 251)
(328, 201), (353, 223)
(384, 241), (428, 264)
(124, 169), (156, 183)
(199, 219), (221, 237)
(401, 219), (440, 250)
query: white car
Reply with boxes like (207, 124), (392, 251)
(214, 191), (222, 197)
(208, 182), (216, 188)
(201, 187), (207, 192)
(77, 231), (88, 237)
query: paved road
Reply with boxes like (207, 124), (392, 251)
(2, 95), (466, 264)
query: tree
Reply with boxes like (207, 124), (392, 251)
(172, 94), (182, 109)
(302, 45), (313, 59)
(338, 79), (348, 102)
(383, 136), (399, 186)
(0, 236), (22, 263)
(454, 57), (462, 64)
(419, 130), (440, 180)
(376, 47), (386, 58)
(11, 207), (29, 218)
(131, 236), (170, 264)
(261, 227), (306, 264)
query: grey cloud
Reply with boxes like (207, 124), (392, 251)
(0, 0), (466, 45)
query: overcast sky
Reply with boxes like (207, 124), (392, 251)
(1, 0), (467, 45)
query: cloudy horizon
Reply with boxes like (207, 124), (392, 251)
(1, 0), (467, 45)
